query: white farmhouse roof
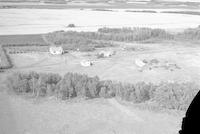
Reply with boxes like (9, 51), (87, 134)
(135, 59), (146, 67)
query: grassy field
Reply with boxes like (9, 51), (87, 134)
(1, 39), (198, 134)
(6, 41), (200, 84)
(0, 92), (184, 134)
(1, 7), (200, 134)
(1, 9), (200, 35)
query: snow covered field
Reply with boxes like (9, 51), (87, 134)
(1, 9), (200, 35)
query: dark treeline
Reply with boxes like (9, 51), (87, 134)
(45, 30), (115, 51)
(6, 72), (199, 111)
(45, 26), (200, 51)
(176, 27), (200, 41)
(0, 46), (13, 70)
(45, 27), (173, 46)
(97, 27), (174, 41)
(161, 11), (200, 16)
(2, 43), (48, 47)
(125, 10), (157, 13)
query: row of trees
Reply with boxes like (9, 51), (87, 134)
(176, 27), (200, 41)
(45, 27), (173, 50)
(161, 11), (200, 16)
(6, 71), (199, 111)
(44, 31), (114, 51)
(0, 46), (13, 70)
(45, 26), (200, 50)
(98, 27), (174, 41)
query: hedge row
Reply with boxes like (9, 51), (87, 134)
(2, 43), (48, 47)
(45, 26), (200, 50)
(45, 27), (173, 49)
(0, 46), (13, 70)
(44, 31), (115, 52)
(6, 72), (199, 111)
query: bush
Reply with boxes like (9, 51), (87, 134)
(0, 46), (13, 70)
(6, 72), (200, 111)
(45, 26), (200, 49)
(176, 27), (200, 41)
(99, 80), (117, 98)
(6, 72), (61, 96)
(153, 82), (199, 110)
(67, 24), (76, 28)
(44, 27), (173, 52)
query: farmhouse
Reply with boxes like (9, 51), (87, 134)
(49, 46), (64, 55)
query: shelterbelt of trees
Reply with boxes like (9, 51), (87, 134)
(6, 72), (199, 111)
(45, 26), (200, 51)
(0, 46), (13, 70)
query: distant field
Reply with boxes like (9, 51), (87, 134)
(1, 9), (200, 35)
(0, 0), (200, 9)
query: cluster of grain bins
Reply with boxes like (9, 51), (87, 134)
(122, 46), (146, 52)
(97, 50), (115, 58)
(80, 60), (93, 67)
(49, 46), (64, 55)
(135, 58), (181, 72)
(48, 46), (93, 67)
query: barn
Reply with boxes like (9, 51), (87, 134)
(49, 46), (64, 55)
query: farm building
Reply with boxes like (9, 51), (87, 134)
(98, 50), (115, 58)
(80, 60), (93, 67)
(49, 46), (64, 55)
(135, 59), (146, 67)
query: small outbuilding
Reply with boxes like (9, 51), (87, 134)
(80, 60), (93, 67)
(135, 59), (146, 67)
(98, 50), (115, 58)
(49, 46), (64, 55)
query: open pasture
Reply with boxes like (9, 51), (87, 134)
(1, 7), (200, 134)
(8, 42), (200, 84)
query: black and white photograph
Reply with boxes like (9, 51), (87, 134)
(1, 0), (200, 134)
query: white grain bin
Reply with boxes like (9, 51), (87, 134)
(49, 46), (64, 55)
(80, 60), (93, 67)
(135, 59), (146, 67)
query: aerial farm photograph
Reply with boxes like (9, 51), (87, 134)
(1, 0), (200, 134)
